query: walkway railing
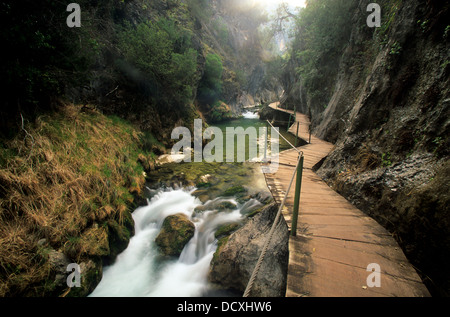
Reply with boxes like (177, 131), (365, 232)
(269, 104), (312, 144)
(243, 120), (304, 297)
(267, 120), (301, 155)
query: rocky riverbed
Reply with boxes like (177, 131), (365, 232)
(88, 157), (289, 297)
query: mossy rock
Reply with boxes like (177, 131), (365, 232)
(65, 259), (103, 297)
(192, 189), (211, 203)
(211, 236), (229, 265)
(106, 218), (134, 262)
(192, 189), (209, 197)
(223, 185), (246, 197)
(194, 205), (208, 214)
(155, 214), (195, 257)
(216, 201), (237, 211)
(236, 195), (252, 204)
(246, 206), (265, 218)
(255, 191), (273, 205)
(196, 182), (211, 188)
(195, 174), (218, 188)
(215, 223), (240, 239)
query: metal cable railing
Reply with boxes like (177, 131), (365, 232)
(266, 120), (301, 154)
(243, 122), (304, 297)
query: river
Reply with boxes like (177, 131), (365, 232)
(89, 110), (295, 297)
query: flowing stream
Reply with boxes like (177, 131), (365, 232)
(242, 110), (260, 119)
(89, 110), (280, 297)
(89, 188), (262, 297)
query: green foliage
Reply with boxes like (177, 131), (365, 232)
(213, 18), (230, 45)
(198, 53), (224, 105)
(444, 25), (450, 39)
(375, 0), (402, 45)
(291, 0), (357, 105)
(0, 0), (118, 137)
(204, 54), (224, 85)
(186, 0), (213, 21)
(390, 41), (402, 55)
(117, 18), (198, 112)
(417, 19), (429, 33)
(0, 1), (99, 119)
(209, 101), (233, 123)
(264, 55), (287, 85)
(381, 152), (392, 167)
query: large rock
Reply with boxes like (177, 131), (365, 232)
(47, 250), (71, 289)
(155, 214), (195, 257)
(40, 249), (102, 297)
(208, 203), (289, 297)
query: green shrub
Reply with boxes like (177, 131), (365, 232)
(292, 0), (357, 107)
(117, 18), (198, 111)
(198, 53), (224, 105)
(210, 101), (233, 123)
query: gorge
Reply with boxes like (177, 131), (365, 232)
(0, 0), (448, 298)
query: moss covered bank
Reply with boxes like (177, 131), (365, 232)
(0, 103), (153, 296)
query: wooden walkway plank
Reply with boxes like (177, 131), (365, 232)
(264, 103), (430, 297)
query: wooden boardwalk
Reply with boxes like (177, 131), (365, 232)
(264, 103), (430, 297)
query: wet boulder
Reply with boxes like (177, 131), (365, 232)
(209, 203), (289, 297)
(155, 214), (195, 257)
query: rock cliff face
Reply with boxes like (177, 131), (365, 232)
(208, 203), (289, 297)
(283, 0), (449, 296)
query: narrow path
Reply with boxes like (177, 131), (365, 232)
(264, 102), (430, 297)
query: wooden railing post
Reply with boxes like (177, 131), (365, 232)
(291, 154), (304, 237)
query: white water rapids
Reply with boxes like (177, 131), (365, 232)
(89, 188), (262, 297)
(242, 111), (260, 119)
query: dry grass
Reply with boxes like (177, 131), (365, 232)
(0, 103), (148, 296)
(353, 144), (381, 171)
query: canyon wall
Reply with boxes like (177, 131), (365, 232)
(283, 0), (449, 296)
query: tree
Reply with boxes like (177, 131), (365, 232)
(198, 53), (224, 105)
(0, 0), (102, 135)
(291, 0), (357, 103)
(117, 18), (198, 112)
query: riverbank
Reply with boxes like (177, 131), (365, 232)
(0, 103), (283, 296)
(88, 111), (285, 296)
(0, 103), (152, 296)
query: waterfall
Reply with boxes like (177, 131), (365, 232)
(89, 188), (258, 297)
(242, 111), (260, 119)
